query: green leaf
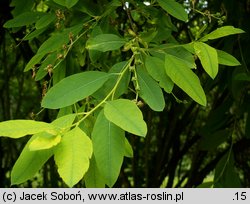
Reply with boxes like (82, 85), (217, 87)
(92, 110), (125, 187)
(165, 45), (197, 68)
(53, 114), (76, 129)
(24, 24), (82, 72)
(104, 99), (147, 136)
(57, 106), (73, 118)
(93, 61), (130, 100)
(200, 26), (245, 42)
(42, 71), (111, 109)
(88, 26), (103, 63)
(3, 12), (45, 28)
(194, 42), (218, 79)
(53, 59), (66, 84)
(84, 156), (106, 188)
(214, 152), (242, 187)
(86, 34), (126, 52)
(29, 113), (77, 151)
(145, 56), (174, 93)
(137, 68), (165, 111)
(124, 137), (133, 158)
(37, 24), (83, 55)
(165, 54), (207, 106)
(35, 13), (56, 29)
(217, 49), (241, 66)
(53, 0), (79, 8)
(24, 53), (44, 72)
(35, 52), (57, 81)
(0, 120), (56, 139)
(23, 27), (47, 41)
(54, 127), (92, 187)
(157, 0), (188, 22)
(29, 134), (61, 151)
(11, 134), (54, 185)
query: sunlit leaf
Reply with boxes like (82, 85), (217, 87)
(29, 134), (61, 151)
(11, 133), (54, 185)
(104, 99), (147, 136)
(0, 120), (56, 139)
(54, 127), (92, 187)
(165, 54), (207, 106)
(194, 42), (218, 79)
(200, 26), (245, 42)
(217, 49), (241, 66)
(29, 114), (76, 151)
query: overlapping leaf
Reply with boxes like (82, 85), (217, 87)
(3, 12), (45, 28)
(145, 56), (174, 93)
(104, 99), (147, 136)
(92, 110), (125, 187)
(0, 120), (56, 139)
(28, 114), (76, 151)
(54, 127), (92, 187)
(137, 68), (165, 111)
(194, 42), (218, 79)
(165, 54), (207, 106)
(11, 134), (54, 185)
(84, 157), (106, 188)
(35, 13), (56, 29)
(10, 114), (76, 185)
(24, 24), (82, 71)
(29, 134), (61, 151)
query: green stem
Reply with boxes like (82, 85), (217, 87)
(72, 55), (135, 127)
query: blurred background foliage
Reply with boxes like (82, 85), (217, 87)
(0, 0), (250, 187)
